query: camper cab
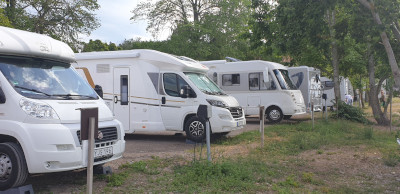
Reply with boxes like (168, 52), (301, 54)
(288, 66), (322, 112)
(202, 60), (306, 123)
(0, 27), (125, 190)
(74, 50), (245, 142)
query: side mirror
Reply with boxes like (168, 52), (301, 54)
(316, 74), (320, 83)
(0, 87), (6, 104)
(180, 85), (196, 98)
(94, 85), (103, 98)
(263, 67), (269, 83)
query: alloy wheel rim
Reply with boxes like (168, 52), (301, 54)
(189, 121), (205, 137)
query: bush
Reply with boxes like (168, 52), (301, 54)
(331, 101), (372, 124)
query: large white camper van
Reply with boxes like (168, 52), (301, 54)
(0, 27), (125, 190)
(74, 50), (245, 142)
(320, 76), (354, 109)
(288, 66), (322, 112)
(202, 60), (306, 123)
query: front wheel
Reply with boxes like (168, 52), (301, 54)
(0, 142), (28, 191)
(266, 106), (283, 123)
(185, 116), (207, 143)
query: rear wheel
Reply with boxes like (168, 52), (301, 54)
(266, 106), (283, 123)
(0, 142), (28, 191)
(185, 116), (206, 143)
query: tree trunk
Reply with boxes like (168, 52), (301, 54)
(367, 41), (390, 125)
(326, 10), (341, 106)
(360, 75), (365, 108)
(357, 0), (400, 91)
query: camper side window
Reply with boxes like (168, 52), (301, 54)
(249, 72), (276, 91)
(120, 75), (129, 105)
(163, 73), (188, 97)
(222, 74), (240, 86)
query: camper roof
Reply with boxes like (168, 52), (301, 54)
(0, 26), (75, 62)
(75, 49), (209, 73)
(202, 60), (287, 72)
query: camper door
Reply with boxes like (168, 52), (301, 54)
(113, 67), (130, 130)
(160, 72), (194, 130)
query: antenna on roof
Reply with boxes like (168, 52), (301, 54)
(225, 57), (241, 62)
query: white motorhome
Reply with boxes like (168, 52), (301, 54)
(0, 27), (125, 190)
(202, 60), (306, 123)
(74, 50), (245, 142)
(320, 76), (354, 109)
(288, 66), (322, 112)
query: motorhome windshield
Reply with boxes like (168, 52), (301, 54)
(0, 56), (98, 100)
(273, 69), (297, 90)
(185, 72), (226, 95)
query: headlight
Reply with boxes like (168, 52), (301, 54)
(19, 98), (59, 119)
(206, 99), (228, 108)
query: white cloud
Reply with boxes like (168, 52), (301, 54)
(81, 0), (169, 44)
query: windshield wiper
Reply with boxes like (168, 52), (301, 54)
(51, 94), (97, 100)
(14, 86), (51, 97)
(199, 89), (215, 95)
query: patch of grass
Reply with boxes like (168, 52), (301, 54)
(169, 159), (269, 193)
(214, 130), (260, 145)
(382, 151), (400, 167)
(98, 117), (400, 193)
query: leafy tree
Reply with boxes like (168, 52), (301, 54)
(131, 0), (219, 38)
(0, 7), (11, 27)
(130, 0), (251, 60)
(82, 39), (121, 52)
(2, 0), (100, 47)
(356, 0), (400, 91)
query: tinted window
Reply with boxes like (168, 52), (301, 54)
(163, 73), (188, 97)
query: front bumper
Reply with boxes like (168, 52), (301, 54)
(16, 120), (125, 174)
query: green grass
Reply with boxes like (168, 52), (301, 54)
(99, 119), (400, 193)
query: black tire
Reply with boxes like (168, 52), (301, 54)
(0, 142), (28, 191)
(283, 115), (292, 120)
(266, 106), (283, 123)
(185, 116), (206, 143)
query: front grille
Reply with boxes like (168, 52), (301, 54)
(229, 107), (243, 118)
(77, 127), (118, 145)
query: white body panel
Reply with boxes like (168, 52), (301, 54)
(0, 26), (125, 174)
(74, 49), (246, 134)
(202, 60), (306, 120)
(320, 77), (354, 107)
(288, 66), (322, 112)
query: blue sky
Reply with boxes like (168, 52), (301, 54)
(82, 0), (169, 44)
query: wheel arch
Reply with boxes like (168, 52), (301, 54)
(183, 113), (197, 131)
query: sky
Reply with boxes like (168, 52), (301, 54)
(81, 0), (169, 44)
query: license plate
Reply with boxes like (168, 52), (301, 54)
(237, 120), (245, 127)
(94, 147), (113, 159)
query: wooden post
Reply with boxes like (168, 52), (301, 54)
(311, 102), (314, 129)
(87, 117), (95, 194)
(260, 106), (265, 147)
(390, 96), (393, 132)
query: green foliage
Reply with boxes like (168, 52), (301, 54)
(331, 101), (372, 124)
(0, 8), (11, 27)
(2, 0), (100, 47)
(82, 39), (121, 52)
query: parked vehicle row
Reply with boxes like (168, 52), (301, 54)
(0, 26), (316, 191)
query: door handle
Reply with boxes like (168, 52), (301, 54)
(114, 96), (118, 103)
(161, 96), (166, 104)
